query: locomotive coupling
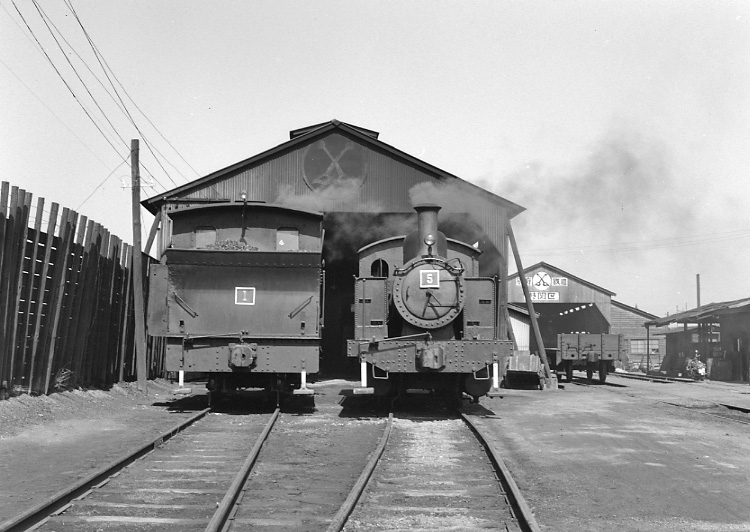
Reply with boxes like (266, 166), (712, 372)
(229, 343), (257, 368)
(417, 345), (445, 370)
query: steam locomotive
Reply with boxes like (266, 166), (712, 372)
(346, 204), (515, 402)
(147, 202), (324, 403)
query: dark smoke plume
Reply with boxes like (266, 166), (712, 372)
(496, 126), (696, 255)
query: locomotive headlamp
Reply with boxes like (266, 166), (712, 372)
(424, 234), (436, 246)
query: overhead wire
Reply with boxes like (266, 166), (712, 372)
(30, 0), (125, 149)
(63, 0), (178, 188)
(62, 0), (201, 188)
(9, 0), (125, 160)
(28, 0), (171, 195)
(65, 0), (201, 182)
(76, 159), (128, 210)
(0, 56), (113, 170)
(6, 0), (200, 201)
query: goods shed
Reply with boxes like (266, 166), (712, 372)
(507, 262), (663, 369)
(646, 298), (750, 381)
(507, 262), (614, 352)
(142, 120), (526, 374)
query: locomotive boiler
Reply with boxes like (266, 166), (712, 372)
(147, 202), (324, 403)
(347, 204), (515, 401)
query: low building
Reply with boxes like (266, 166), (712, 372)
(646, 298), (750, 381)
(611, 300), (666, 371)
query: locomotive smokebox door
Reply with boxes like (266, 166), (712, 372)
(418, 345), (445, 369)
(229, 343), (257, 368)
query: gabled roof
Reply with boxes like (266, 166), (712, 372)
(646, 297), (750, 327)
(289, 120), (379, 140)
(507, 261), (616, 297)
(142, 119), (525, 217)
(612, 300), (658, 320)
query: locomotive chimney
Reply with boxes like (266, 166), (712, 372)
(403, 203), (447, 261)
(416, 204), (440, 255)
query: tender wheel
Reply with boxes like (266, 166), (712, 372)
(599, 361), (609, 383)
(565, 361), (574, 382)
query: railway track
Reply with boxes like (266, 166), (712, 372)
(331, 406), (540, 532)
(3, 394), (538, 532)
(0, 407), (211, 532)
(12, 407), (278, 532)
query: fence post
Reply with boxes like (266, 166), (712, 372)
(43, 209), (77, 394)
(28, 203), (60, 395)
(17, 196), (45, 393)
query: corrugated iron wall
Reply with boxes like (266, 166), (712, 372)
(153, 129), (515, 346)
(165, 132), (511, 272)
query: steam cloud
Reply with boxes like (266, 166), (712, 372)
(274, 181), (384, 213)
(491, 126), (696, 253)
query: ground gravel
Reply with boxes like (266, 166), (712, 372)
(0, 379), (202, 520)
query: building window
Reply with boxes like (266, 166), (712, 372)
(277, 228), (299, 251)
(630, 339), (659, 355)
(371, 259), (389, 277)
(195, 226), (216, 248)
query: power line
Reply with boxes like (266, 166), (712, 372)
(61, 0), (177, 188)
(30, 0), (128, 151)
(25, 0), (172, 193)
(10, 0), (125, 158)
(75, 159), (127, 210)
(7, 0), (196, 197)
(65, 0), (200, 183)
(0, 56), (118, 170)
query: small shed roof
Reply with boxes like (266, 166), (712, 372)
(646, 297), (750, 327)
(612, 299), (659, 320)
(508, 261), (616, 297)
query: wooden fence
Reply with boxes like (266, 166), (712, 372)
(0, 181), (163, 398)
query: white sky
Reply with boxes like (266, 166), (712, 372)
(1, 1), (748, 317)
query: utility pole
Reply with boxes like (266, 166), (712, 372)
(131, 139), (147, 392)
(696, 274), (701, 308)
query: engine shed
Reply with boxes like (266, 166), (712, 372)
(142, 120), (525, 375)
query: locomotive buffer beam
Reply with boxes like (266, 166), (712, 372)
(351, 333), (432, 394)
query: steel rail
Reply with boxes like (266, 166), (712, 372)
(460, 413), (543, 532)
(612, 372), (695, 384)
(0, 407), (211, 532)
(204, 407), (281, 532)
(325, 413), (393, 532)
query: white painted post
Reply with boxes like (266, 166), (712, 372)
(492, 362), (500, 389)
(178, 370), (184, 387)
(300, 370), (308, 390)
(361, 361), (367, 388)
